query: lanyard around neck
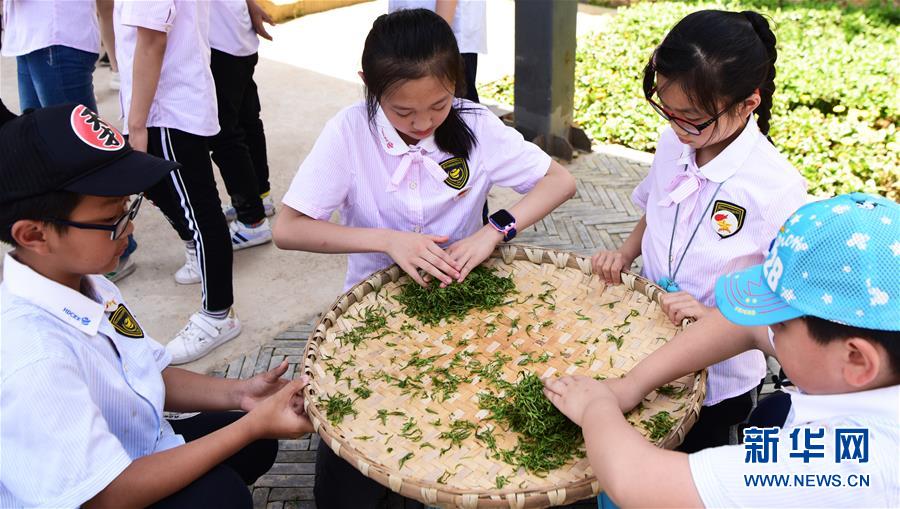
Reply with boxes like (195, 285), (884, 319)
(665, 181), (725, 284)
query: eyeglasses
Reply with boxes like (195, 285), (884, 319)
(645, 87), (730, 135)
(52, 194), (143, 240)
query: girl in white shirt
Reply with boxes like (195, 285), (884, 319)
(592, 10), (808, 453)
(273, 8), (575, 507)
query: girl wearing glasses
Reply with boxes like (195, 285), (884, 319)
(592, 10), (807, 452)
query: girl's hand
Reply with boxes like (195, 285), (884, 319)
(246, 377), (313, 439)
(446, 226), (504, 283)
(237, 360), (290, 412)
(591, 249), (635, 285)
(542, 375), (618, 427)
(384, 231), (461, 287)
(128, 126), (148, 153)
(659, 292), (712, 324)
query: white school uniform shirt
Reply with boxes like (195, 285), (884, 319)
(0, 254), (183, 508)
(114, 0), (219, 136)
(282, 100), (550, 290)
(388, 0), (487, 54)
(633, 118), (808, 406)
(689, 384), (900, 507)
(209, 0), (259, 57)
(0, 0), (100, 57)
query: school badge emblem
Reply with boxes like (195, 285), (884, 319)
(109, 304), (144, 338)
(711, 200), (746, 239)
(439, 157), (470, 190)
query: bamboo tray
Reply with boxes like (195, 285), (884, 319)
(301, 245), (706, 508)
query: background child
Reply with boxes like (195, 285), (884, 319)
(272, 8), (575, 508)
(592, 10), (808, 452)
(209, 0), (277, 249)
(115, 0), (242, 363)
(0, 105), (313, 508)
(545, 192), (899, 508)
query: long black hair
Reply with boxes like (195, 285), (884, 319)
(643, 10), (778, 137)
(361, 8), (477, 159)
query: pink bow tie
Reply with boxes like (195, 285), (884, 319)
(386, 148), (448, 193)
(658, 168), (706, 207)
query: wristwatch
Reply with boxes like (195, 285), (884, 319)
(488, 209), (517, 242)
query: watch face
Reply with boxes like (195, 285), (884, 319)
(490, 209), (515, 227)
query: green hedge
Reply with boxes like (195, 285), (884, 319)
(480, 1), (899, 199)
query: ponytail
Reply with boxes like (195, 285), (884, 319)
(742, 11), (777, 136)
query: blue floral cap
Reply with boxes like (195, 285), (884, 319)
(715, 193), (900, 331)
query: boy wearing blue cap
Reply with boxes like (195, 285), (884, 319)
(0, 105), (313, 508)
(544, 193), (899, 507)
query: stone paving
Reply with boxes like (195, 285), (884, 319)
(214, 149), (776, 508)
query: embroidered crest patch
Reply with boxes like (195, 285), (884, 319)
(711, 200), (746, 239)
(439, 157), (470, 190)
(109, 304), (144, 338)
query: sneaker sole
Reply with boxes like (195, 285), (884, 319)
(106, 261), (137, 283)
(174, 275), (201, 285)
(232, 235), (272, 251)
(168, 322), (243, 365)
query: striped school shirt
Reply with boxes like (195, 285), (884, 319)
(0, 254), (182, 507)
(209, 0), (260, 57)
(114, 0), (219, 136)
(633, 118), (808, 406)
(282, 100), (551, 291)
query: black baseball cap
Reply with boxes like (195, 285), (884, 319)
(0, 104), (179, 206)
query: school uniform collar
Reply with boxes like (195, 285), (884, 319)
(374, 106), (439, 156)
(784, 384), (900, 427)
(676, 115), (763, 183)
(2, 253), (119, 336)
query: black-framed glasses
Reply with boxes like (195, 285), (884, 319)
(52, 194), (143, 240)
(645, 86), (730, 135)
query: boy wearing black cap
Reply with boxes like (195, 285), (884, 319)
(544, 193), (899, 507)
(0, 105), (313, 508)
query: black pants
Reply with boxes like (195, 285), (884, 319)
(209, 49), (270, 225)
(314, 442), (424, 509)
(461, 53), (479, 103)
(746, 391), (792, 429)
(677, 389), (755, 453)
(144, 127), (233, 312)
(149, 412), (277, 509)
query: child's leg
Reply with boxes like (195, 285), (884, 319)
(237, 56), (271, 197)
(168, 412), (277, 484)
(677, 389), (754, 453)
(144, 127), (234, 314)
(147, 463), (252, 509)
(314, 443), (425, 509)
(208, 49), (265, 226)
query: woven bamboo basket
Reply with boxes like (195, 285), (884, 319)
(301, 245), (706, 509)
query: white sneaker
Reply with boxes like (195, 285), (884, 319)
(109, 71), (120, 91)
(222, 203), (237, 223)
(174, 244), (201, 285)
(262, 194), (276, 217)
(166, 310), (242, 364)
(230, 218), (272, 251)
(222, 195), (275, 222)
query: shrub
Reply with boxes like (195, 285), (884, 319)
(481, 1), (899, 199)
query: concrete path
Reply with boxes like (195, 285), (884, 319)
(0, 0), (614, 374)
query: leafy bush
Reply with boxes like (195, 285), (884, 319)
(481, 1), (899, 199)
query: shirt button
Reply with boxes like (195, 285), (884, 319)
(413, 226), (422, 233)
(409, 181), (417, 190)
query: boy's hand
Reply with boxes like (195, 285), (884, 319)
(446, 226), (504, 284)
(247, 0), (274, 40)
(246, 376), (313, 439)
(659, 292), (712, 324)
(238, 360), (290, 412)
(602, 376), (647, 413)
(591, 249), (634, 285)
(129, 126), (148, 153)
(385, 231), (461, 287)
(542, 375), (619, 427)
